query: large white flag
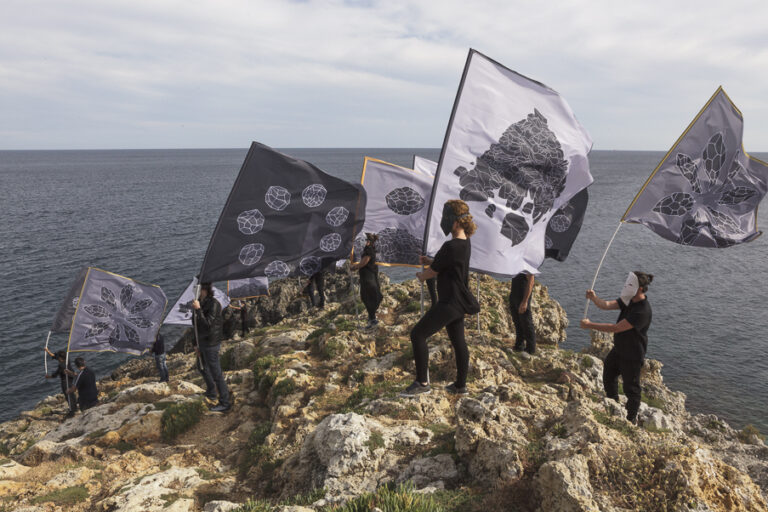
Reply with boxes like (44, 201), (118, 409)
(425, 49), (593, 276)
(356, 157), (434, 266)
(164, 278), (230, 325)
(413, 156), (437, 177)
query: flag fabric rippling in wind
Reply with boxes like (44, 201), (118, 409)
(623, 87), (768, 248)
(50, 267), (89, 333)
(199, 142), (366, 282)
(227, 276), (269, 300)
(68, 268), (167, 355)
(545, 188), (589, 262)
(163, 278), (230, 325)
(425, 49), (593, 277)
(356, 157), (434, 267)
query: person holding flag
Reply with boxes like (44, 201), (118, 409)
(44, 348), (77, 419)
(192, 282), (231, 413)
(350, 232), (383, 330)
(402, 200), (478, 397)
(580, 271), (654, 424)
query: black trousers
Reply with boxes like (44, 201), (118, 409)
(60, 378), (77, 413)
(410, 303), (469, 387)
(509, 292), (535, 353)
(603, 349), (642, 421)
(307, 273), (325, 307)
(198, 344), (231, 408)
(426, 278), (437, 305)
(359, 272), (382, 320)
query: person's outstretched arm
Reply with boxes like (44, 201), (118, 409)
(585, 290), (619, 310)
(580, 318), (633, 333)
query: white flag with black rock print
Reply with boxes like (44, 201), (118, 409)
(68, 268), (167, 355)
(228, 276), (269, 299)
(355, 157), (434, 266)
(413, 156), (437, 177)
(425, 49), (593, 276)
(199, 142), (366, 282)
(623, 87), (768, 248)
(163, 278), (230, 325)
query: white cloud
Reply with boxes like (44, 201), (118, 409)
(1, 0), (767, 149)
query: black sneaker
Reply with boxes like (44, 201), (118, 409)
(399, 381), (431, 397)
(445, 383), (468, 395)
(525, 348), (536, 355)
(513, 344), (524, 352)
(209, 404), (231, 413)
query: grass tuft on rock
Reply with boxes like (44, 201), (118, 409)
(320, 483), (444, 512)
(161, 400), (205, 442)
(31, 485), (89, 505)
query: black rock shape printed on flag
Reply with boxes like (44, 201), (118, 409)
(454, 109), (568, 247)
(544, 188), (588, 262)
(385, 187), (426, 216)
(199, 142), (367, 282)
(650, 133), (761, 247)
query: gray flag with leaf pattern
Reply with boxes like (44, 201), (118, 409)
(623, 88), (768, 248)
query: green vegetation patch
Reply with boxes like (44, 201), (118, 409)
(252, 355), (282, 394)
(738, 424), (765, 443)
(161, 400), (206, 442)
(365, 430), (385, 451)
(271, 378), (297, 400)
(31, 485), (89, 506)
(592, 410), (636, 438)
(320, 483), (444, 512)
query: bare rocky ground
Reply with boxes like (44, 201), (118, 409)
(1, 272), (767, 511)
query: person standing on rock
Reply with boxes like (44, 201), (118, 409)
(66, 357), (99, 411)
(152, 332), (169, 383)
(350, 232), (383, 330)
(192, 282), (231, 413)
(509, 272), (536, 354)
(303, 271), (326, 309)
(44, 348), (77, 418)
(581, 271), (654, 424)
(402, 199), (478, 397)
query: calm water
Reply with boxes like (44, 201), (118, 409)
(1, 148), (766, 432)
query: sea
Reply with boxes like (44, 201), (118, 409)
(1, 148), (766, 432)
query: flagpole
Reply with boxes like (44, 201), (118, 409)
(193, 283), (203, 371)
(44, 331), (51, 374)
(476, 274), (481, 333)
(420, 265), (425, 316)
(583, 222), (624, 318)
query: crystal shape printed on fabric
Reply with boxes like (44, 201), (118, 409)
(319, 233), (343, 252)
(302, 184), (327, 207)
(377, 227), (422, 265)
(299, 256), (321, 276)
(326, 206), (350, 227)
(237, 209), (265, 235)
(385, 187), (426, 215)
(265, 186), (291, 211)
(264, 260), (291, 279)
(651, 132), (762, 247)
(454, 109), (569, 247)
(239, 243), (265, 266)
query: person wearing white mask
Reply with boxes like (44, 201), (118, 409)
(580, 271), (654, 424)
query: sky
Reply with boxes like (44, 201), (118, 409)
(1, 0), (768, 150)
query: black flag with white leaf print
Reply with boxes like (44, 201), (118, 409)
(623, 88), (768, 248)
(199, 142), (366, 282)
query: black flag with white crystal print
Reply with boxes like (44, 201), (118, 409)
(623, 88), (768, 248)
(545, 188), (588, 262)
(199, 142), (366, 282)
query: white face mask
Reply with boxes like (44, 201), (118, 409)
(619, 272), (639, 306)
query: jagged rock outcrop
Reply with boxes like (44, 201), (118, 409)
(0, 272), (765, 511)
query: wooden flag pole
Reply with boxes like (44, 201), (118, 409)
(43, 331), (51, 374)
(583, 222), (624, 318)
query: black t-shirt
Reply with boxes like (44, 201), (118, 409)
(152, 334), (165, 355)
(74, 367), (98, 407)
(613, 297), (652, 361)
(509, 273), (532, 303)
(430, 238), (471, 309)
(359, 244), (378, 278)
(50, 355), (74, 381)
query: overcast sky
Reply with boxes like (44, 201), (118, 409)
(1, 0), (768, 150)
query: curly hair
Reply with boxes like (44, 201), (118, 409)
(365, 232), (379, 244)
(445, 199), (477, 237)
(634, 271), (654, 292)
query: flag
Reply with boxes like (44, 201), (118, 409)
(425, 49), (593, 276)
(623, 88), (768, 248)
(51, 267), (88, 332)
(68, 268), (167, 355)
(164, 278), (230, 325)
(545, 188), (589, 262)
(413, 156), (437, 177)
(355, 157), (434, 266)
(199, 142), (366, 282)
(227, 276), (269, 300)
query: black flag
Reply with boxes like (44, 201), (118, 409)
(200, 142), (367, 282)
(51, 267), (89, 333)
(545, 188), (589, 262)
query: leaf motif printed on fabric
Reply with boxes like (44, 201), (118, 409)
(123, 325), (140, 344)
(702, 132), (726, 184)
(676, 153), (702, 194)
(101, 287), (116, 308)
(126, 316), (153, 329)
(83, 305), (110, 318)
(85, 322), (112, 338)
(652, 193), (695, 216)
(705, 207), (743, 238)
(718, 187), (757, 206)
(130, 298), (153, 314)
(120, 285), (133, 309)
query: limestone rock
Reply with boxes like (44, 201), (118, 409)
(203, 501), (242, 512)
(114, 382), (172, 403)
(535, 455), (601, 512)
(397, 453), (458, 488)
(101, 467), (203, 512)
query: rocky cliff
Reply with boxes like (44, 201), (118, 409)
(1, 272), (766, 512)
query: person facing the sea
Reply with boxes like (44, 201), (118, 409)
(581, 271), (654, 424)
(152, 332), (169, 383)
(401, 199), (478, 397)
(192, 282), (231, 413)
(66, 357), (99, 412)
(44, 348), (77, 418)
(303, 271), (326, 309)
(350, 232), (383, 330)
(510, 272), (536, 354)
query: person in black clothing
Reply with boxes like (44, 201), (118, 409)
(44, 348), (77, 418)
(192, 282), (231, 413)
(350, 233), (383, 330)
(152, 333), (169, 383)
(581, 271), (654, 423)
(426, 278), (438, 306)
(509, 272), (536, 354)
(66, 357), (99, 411)
(304, 272), (325, 309)
(402, 199), (477, 397)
